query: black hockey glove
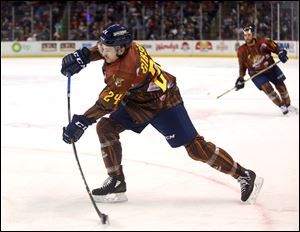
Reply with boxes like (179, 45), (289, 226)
(63, 115), (95, 144)
(235, 77), (245, 91)
(61, 47), (90, 76)
(278, 49), (288, 63)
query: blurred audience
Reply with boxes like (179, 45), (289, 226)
(1, 1), (297, 41)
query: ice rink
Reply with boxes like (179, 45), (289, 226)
(1, 57), (299, 231)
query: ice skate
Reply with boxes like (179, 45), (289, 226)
(92, 176), (128, 203)
(287, 105), (298, 114)
(280, 105), (288, 115)
(237, 169), (264, 204)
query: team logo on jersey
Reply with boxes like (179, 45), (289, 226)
(113, 75), (124, 87)
(251, 55), (264, 68)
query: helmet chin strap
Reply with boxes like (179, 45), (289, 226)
(114, 46), (122, 56)
(115, 45), (129, 57)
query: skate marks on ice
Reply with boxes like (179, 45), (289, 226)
(2, 146), (273, 231)
(2, 57), (299, 230)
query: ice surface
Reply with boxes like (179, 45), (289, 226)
(1, 57), (299, 230)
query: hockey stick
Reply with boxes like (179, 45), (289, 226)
(216, 60), (281, 99)
(67, 73), (109, 224)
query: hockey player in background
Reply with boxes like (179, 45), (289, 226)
(61, 24), (263, 204)
(235, 25), (298, 115)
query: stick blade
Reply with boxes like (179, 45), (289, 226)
(101, 214), (109, 225)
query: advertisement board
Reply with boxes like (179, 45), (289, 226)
(1, 40), (298, 58)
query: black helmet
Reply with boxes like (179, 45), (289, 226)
(243, 25), (255, 33)
(99, 24), (132, 49)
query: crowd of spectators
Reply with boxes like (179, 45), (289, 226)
(1, 1), (298, 41)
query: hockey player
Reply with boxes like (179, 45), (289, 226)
(61, 24), (263, 204)
(235, 25), (298, 115)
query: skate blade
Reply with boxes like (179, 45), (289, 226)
(285, 107), (299, 116)
(288, 109), (299, 115)
(245, 177), (264, 204)
(93, 193), (128, 203)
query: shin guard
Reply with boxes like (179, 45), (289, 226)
(185, 135), (243, 178)
(275, 83), (291, 106)
(261, 82), (283, 107)
(97, 117), (125, 177)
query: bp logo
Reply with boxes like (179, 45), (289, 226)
(12, 42), (22, 53)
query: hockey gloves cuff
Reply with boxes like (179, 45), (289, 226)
(235, 77), (245, 91)
(278, 50), (288, 63)
(63, 115), (95, 144)
(61, 47), (90, 76)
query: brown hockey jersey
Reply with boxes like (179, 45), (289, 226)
(237, 37), (281, 77)
(83, 42), (183, 124)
